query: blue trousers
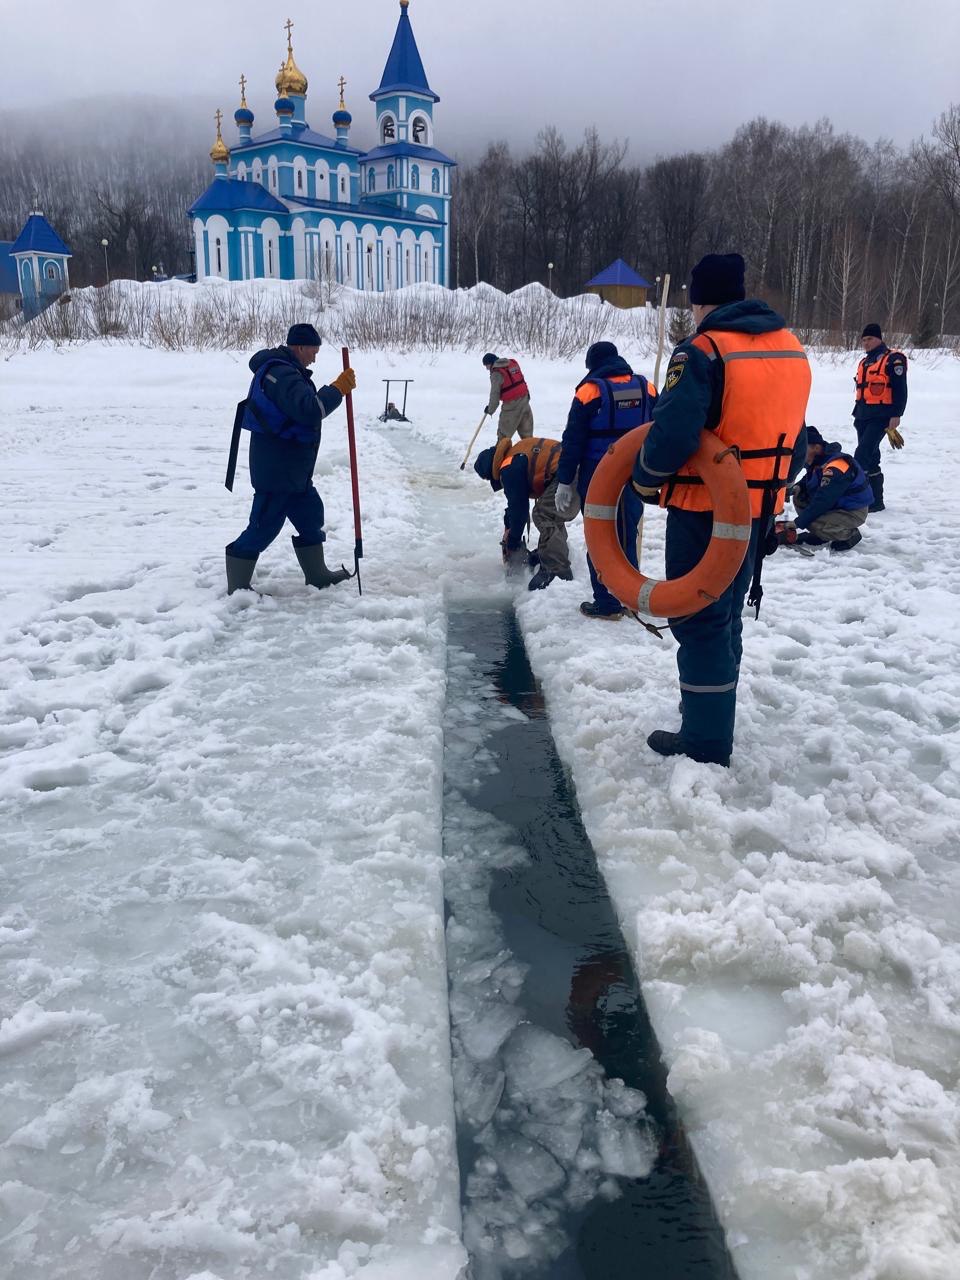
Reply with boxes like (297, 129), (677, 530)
(578, 460), (643, 613)
(227, 486), (326, 560)
(853, 419), (888, 475)
(666, 509), (765, 759)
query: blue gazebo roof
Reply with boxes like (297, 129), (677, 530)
(371, 2), (439, 102)
(0, 242), (18, 293)
(586, 258), (651, 289)
(10, 214), (71, 258)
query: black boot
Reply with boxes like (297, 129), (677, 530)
(528, 567), (556, 591)
(226, 552), (258, 594)
(868, 471), (885, 512)
(647, 729), (730, 767)
(580, 600), (624, 621)
(830, 529), (863, 552)
(292, 538), (351, 589)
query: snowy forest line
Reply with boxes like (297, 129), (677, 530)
(1, 101), (959, 342)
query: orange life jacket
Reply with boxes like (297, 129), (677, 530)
(494, 358), (529, 403)
(855, 350), (900, 406)
(665, 328), (811, 518)
(496, 436), (562, 497)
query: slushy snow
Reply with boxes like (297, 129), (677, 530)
(1, 301), (959, 1279)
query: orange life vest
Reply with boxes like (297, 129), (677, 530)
(665, 328), (811, 518)
(496, 436), (562, 496)
(855, 350), (900, 406)
(494, 358), (529, 403)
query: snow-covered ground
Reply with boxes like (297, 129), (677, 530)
(1, 328), (959, 1280)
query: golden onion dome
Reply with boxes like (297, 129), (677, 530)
(210, 109), (230, 164)
(275, 19), (308, 96)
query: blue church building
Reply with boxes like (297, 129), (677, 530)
(0, 210), (72, 320)
(188, 2), (454, 291)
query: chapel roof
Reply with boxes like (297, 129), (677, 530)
(586, 258), (651, 288)
(362, 141), (457, 167)
(10, 214), (71, 258)
(187, 179), (289, 216)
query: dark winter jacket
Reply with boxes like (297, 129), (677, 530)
(632, 300), (808, 494)
(500, 453), (541, 548)
(794, 444), (873, 528)
(242, 346), (343, 493)
(557, 355), (654, 485)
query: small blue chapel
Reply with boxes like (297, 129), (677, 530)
(188, 1), (454, 291)
(0, 210), (72, 320)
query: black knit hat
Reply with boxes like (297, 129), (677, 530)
(689, 253), (746, 305)
(482, 352), (498, 366)
(585, 341), (618, 371)
(805, 425), (826, 450)
(474, 446), (496, 482)
(287, 323), (321, 346)
(861, 323), (882, 339)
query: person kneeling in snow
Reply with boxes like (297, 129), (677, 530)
(225, 323), (357, 594)
(474, 437), (576, 590)
(780, 426), (872, 553)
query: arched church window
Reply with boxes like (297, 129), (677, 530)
(368, 169), (376, 193)
(405, 248), (411, 282)
(387, 164), (395, 188)
(424, 251), (430, 282)
(431, 169), (440, 193)
(267, 240), (273, 274)
(297, 170), (303, 191)
(346, 243), (351, 280)
(237, 162), (247, 181)
(45, 263), (57, 280)
(324, 243), (333, 279)
(411, 165), (420, 191)
(381, 116), (395, 143)
(366, 245), (374, 287)
(386, 248), (392, 285)
(253, 159), (263, 185)
(215, 238), (222, 273)
(340, 176), (346, 196)
(412, 117), (427, 144)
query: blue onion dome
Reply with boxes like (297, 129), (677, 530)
(234, 107), (254, 126)
(275, 96), (294, 116)
(333, 107), (352, 127)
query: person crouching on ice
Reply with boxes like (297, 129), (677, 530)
(225, 323), (357, 594)
(474, 438), (576, 590)
(779, 426), (873, 552)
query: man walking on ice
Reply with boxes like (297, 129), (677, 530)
(482, 352), (534, 441)
(225, 323), (357, 594)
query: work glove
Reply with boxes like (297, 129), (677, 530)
(501, 538), (528, 575)
(630, 479), (661, 504)
(483, 406), (493, 418)
(886, 426), (905, 450)
(332, 368), (357, 396)
(775, 520), (798, 546)
(555, 482), (578, 518)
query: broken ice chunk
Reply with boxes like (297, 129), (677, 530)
(503, 1024), (592, 1095)
(494, 1133), (566, 1201)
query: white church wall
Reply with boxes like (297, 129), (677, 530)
(293, 156), (308, 199)
(381, 226), (399, 291)
(360, 224), (379, 291)
(400, 228), (417, 288)
(314, 160), (330, 201)
(252, 158), (263, 185)
(205, 215), (231, 279)
(419, 230), (436, 284)
(292, 218), (306, 279)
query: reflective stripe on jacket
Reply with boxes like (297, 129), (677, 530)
(493, 358), (530, 403)
(665, 329), (811, 518)
(497, 436), (562, 497)
(576, 374), (657, 464)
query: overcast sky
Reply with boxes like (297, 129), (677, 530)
(0, 0), (955, 159)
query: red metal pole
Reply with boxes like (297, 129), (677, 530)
(341, 346), (363, 594)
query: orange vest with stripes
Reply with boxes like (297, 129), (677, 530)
(496, 437), (562, 497)
(666, 328), (811, 518)
(855, 350), (900, 406)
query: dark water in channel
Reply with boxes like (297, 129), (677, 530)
(443, 608), (738, 1280)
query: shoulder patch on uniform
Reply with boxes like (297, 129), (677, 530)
(892, 361), (905, 375)
(665, 361), (686, 391)
(671, 351), (689, 363)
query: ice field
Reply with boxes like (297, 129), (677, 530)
(1, 327), (959, 1279)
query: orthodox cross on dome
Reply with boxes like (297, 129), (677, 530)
(284, 17), (294, 50)
(215, 108), (224, 134)
(338, 75), (347, 108)
(239, 73), (247, 107)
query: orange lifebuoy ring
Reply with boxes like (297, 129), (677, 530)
(583, 423), (752, 619)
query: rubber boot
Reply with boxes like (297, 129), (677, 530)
(830, 529), (863, 552)
(226, 552), (257, 595)
(868, 471), (885, 512)
(292, 537), (350, 589)
(647, 729), (730, 768)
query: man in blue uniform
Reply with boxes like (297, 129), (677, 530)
(554, 342), (657, 619)
(630, 254), (810, 766)
(225, 323), (357, 594)
(780, 426), (873, 551)
(852, 323), (907, 512)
